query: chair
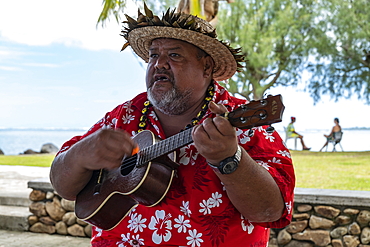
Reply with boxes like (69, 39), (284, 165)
(284, 127), (298, 150)
(326, 131), (344, 152)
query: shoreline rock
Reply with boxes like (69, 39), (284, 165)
(20, 143), (59, 155)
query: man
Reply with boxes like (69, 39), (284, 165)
(50, 6), (295, 247)
(287, 116), (310, 150)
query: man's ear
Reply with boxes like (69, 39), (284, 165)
(203, 56), (214, 78)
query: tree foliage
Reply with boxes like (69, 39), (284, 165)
(216, 0), (321, 100)
(216, 0), (369, 103)
(97, 0), (128, 27)
(96, 0), (179, 27)
(306, 0), (370, 103)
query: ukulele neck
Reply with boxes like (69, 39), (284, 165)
(139, 127), (193, 164)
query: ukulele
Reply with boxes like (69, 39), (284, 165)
(74, 94), (285, 230)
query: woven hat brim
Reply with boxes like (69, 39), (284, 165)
(128, 26), (237, 81)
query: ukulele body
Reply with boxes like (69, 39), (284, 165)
(75, 130), (178, 230)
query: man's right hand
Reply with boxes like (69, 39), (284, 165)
(50, 128), (137, 200)
(73, 129), (137, 171)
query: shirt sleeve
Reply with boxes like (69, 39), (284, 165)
(238, 126), (295, 229)
(56, 104), (125, 155)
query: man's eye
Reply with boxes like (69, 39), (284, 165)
(170, 53), (180, 57)
(149, 54), (158, 58)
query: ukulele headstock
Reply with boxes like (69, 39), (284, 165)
(227, 95), (285, 130)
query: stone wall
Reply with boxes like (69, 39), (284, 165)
(28, 180), (370, 246)
(27, 178), (91, 238)
(270, 188), (370, 247)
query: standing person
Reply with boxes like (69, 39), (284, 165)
(287, 116), (311, 150)
(50, 6), (295, 247)
(319, 118), (342, 152)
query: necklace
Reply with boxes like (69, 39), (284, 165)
(138, 83), (215, 133)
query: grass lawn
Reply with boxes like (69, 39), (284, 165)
(0, 151), (370, 191)
(291, 150), (370, 191)
(0, 154), (55, 167)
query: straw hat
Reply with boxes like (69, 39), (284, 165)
(121, 5), (244, 81)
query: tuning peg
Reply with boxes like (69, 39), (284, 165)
(259, 99), (267, 106)
(266, 125), (275, 134)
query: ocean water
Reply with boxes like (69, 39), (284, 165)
(0, 128), (369, 155)
(276, 128), (370, 152)
(0, 129), (87, 155)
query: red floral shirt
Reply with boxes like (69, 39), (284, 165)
(58, 82), (295, 247)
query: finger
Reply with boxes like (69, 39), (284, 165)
(192, 121), (211, 140)
(201, 117), (236, 142)
(209, 101), (228, 115)
(212, 116), (237, 136)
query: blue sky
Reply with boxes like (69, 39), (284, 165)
(1, 0), (370, 132)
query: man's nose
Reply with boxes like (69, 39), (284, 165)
(154, 54), (170, 70)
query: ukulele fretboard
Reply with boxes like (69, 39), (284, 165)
(138, 127), (193, 164)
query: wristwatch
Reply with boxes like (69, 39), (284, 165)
(208, 145), (242, 174)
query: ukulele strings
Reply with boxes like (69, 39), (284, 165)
(120, 154), (138, 171)
(120, 127), (194, 172)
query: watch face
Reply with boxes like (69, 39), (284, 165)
(218, 145), (241, 174)
(220, 160), (238, 174)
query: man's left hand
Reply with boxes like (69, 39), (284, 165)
(192, 101), (238, 165)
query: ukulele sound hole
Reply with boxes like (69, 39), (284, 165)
(121, 165), (135, 176)
(120, 155), (137, 176)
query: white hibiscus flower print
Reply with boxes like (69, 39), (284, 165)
(199, 199), (212, 215)
(221, 181), (226, 191)
(256, 160), (270, 170)
(180, 201), (192, 217)
(217, 86), (226, 96)
(263, 131), (275, 142)
(95, 227), (102, 237)
(129, 234), (144, 247)
(91, 227), (103, 242)
(178, 145), (199, 166)
(123, 101), (134, 113)
(153, 124), (160, 134)
(174, 215), (191, 233)
(209, 192), (222, 208)
(216, 99), (228, 105)
(236, 129), (251, 144)
(92, 118), (104, 130)
(285, 200), (293, 214)
(131, 130), (137, 137)
(148, 210), (172, 244)
(186, 229), (203, 247)
(277, 150), (291, 158)
(268, 157), (282, 164)
(128, 213), (147, 233)
(149, 111), (158, 120)
(122, 113), (135, 124)
(116, 233), (144, 247)
(241, 215), (255, 234)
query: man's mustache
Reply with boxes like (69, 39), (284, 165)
(150, 69), (174, 86)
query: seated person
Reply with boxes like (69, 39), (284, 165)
(287, 116), (311, 150)
(319, 118), (342, 152)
